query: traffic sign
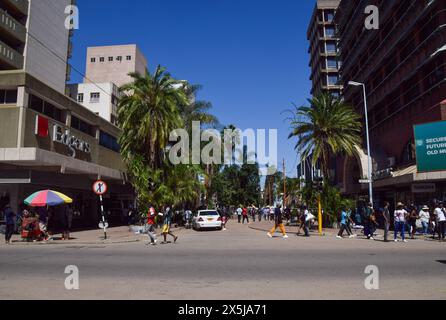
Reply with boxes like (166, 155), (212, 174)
(359, 179), (371, 184)
(93, 180), (108, 195)
(99, 222), (109, 229)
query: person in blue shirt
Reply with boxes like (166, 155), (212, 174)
(337, 207), (354, 239)
(4, 202), (16, 244)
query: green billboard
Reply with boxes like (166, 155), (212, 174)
(414, 121), (446, 172)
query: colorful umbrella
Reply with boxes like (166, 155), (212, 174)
(24, 190), (73, 207)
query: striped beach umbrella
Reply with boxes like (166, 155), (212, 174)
(24, 190), (73, 207)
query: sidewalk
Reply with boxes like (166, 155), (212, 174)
(2, 225), (184, 246)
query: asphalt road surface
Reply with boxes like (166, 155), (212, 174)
(1, 222), (445, 300)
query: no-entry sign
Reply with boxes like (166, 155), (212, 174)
(93, 180), (108, 195)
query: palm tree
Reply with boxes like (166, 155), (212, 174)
(179, 84), (219, 132)
(118, 65), (189, 170)
(288, 93), (362, 180)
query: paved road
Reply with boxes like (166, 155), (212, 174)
(0, 222), (445, 300)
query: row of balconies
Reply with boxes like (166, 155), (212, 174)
(0, 39), (23, 69)
(0, 8), (26, 44)
(3, 0), (29, 17)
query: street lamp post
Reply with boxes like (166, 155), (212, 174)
(348, 81), (374, 206)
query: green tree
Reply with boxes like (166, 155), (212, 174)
(118, 65), (188, 170)
(288, 93), (362, 180)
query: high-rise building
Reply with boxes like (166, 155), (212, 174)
(335, 0), (446, 205)
(84, 44), (148, 88)
(0, 0), (73, 93)
(0, 1), (132, 226)
(307, 0), (342, 97)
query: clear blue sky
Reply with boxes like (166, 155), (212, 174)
(70, 0), (316, 177)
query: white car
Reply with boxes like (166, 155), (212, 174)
(193, 210), (223, 231)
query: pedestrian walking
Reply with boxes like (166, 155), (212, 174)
(267, 205), (288, 239)
(236, 206), (242, 223)
(363, 202), (374, 239)
(242, 207), (249, 224)
(4, 202), (16, 244)
(419, 205), (430, 236)
(394, 202), (408, 243)
(146, 206), (158, 245)
(337, 208), (354, 239)
(434, 202), (446, 242)
(161, 205), (178, 244)
(346, 208), (355, 237)
(297, 206), (311, 237)
(408, 205), (418, 239)
(382, 202), (391, 242)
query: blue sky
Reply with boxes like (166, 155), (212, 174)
(70, 0), (316, 177)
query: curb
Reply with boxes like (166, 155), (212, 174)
(4, 238), (142, 246)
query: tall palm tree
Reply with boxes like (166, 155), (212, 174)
(288, 93), (362, 180)
(118, 65), (189, 170)
(179, 84), (219, 132)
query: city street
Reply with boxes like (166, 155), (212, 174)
(0, 221), (445, 300)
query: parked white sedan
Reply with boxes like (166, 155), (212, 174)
(193, 210), (223, 231)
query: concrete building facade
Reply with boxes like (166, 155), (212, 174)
(335, 0), (446, 207)
(0, 1), (132, 229)
(307, 0), (342, 97)
(84, 44), (148, 88)
(67, 82), (121, 126)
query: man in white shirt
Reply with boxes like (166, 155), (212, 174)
(434, 202), (446, 241)
(394, 202), (408, 243)
(236, 207), (243, 224)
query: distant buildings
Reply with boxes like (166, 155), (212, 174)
(68, 44), (148, 125)
(0, 1), (133, 227)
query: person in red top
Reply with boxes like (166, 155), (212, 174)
(242, 207), (249, 224)
(147, 206), (158, 246)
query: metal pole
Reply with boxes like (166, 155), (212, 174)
(318, 194), (323, 235)
(99, 194), (107, 240)
(362, 84), (374, 206)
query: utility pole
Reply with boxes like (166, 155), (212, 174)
(283, 158), (287, 206)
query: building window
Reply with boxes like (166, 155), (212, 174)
(117, 56), (122, 62)
(71, 116), (95, 137)
(327, 57), (337, 69)
(326, 42), (336, 53)
(28, 94), (64, 123)
(99, 131), (120, 152)
(77, 93), (84, 103)
(90, 92), (100, 103)
(99, 57), (105, 62)
(325, 27), (335, 38)
(325, 12), (334, 23)
(126, 55), (132, 61)
(0, 89), (18, 104)
(328, 75), (339, 85)
(91, 58), (96, 63)
(108, 57), (113, 62)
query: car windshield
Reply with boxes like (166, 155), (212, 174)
(199, 211), (219, 216)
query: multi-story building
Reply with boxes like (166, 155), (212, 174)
(68, 44), (148, 125)
(335, 0), (446, 206)
(0, 0), (73, 93)
(84, 44), (148, 88)
(67, 82), (121, 126)
(307, 0), (342, 97)
(0, 1), (132, 228)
